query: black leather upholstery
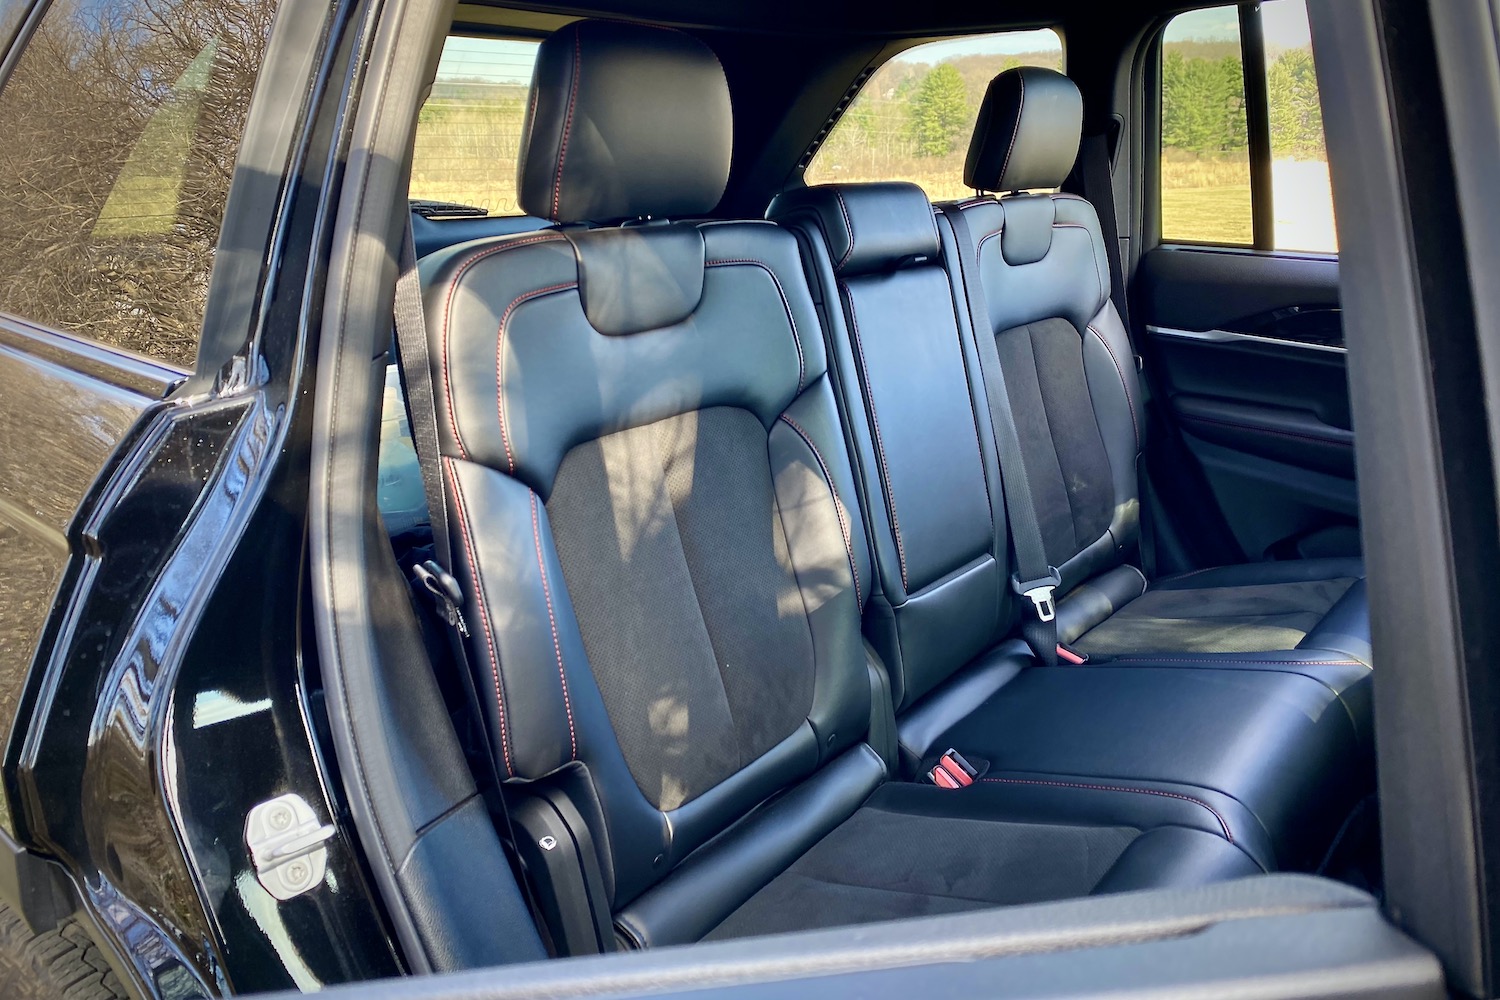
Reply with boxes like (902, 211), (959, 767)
(517, 20), (732, 222)
(408, 20), (1374, 958)
(965, 67), (1083, 193)
(772, 181), (941, 276)
(769, 177), (1371, 884)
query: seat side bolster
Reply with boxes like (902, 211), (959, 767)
(615, 745), (885, 948)
(1081, 299), (1143, 556)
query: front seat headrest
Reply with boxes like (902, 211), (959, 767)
(517, 20), (733, 223)
(964, 66), (1083, 193)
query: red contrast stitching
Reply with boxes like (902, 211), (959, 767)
(496, 282), (578, 474)
(439, 234), (566, 459)
(445, 459), (513, 777)
(832, 186), (856, 272)
(976, 227), (1005, 256)
(980, 775), (1233, 843)
(530, 491), (578, 760)
(1106, 657), (1363, 667)
(1183, 415), (1355, 448)
(841, 283), (909, 590)
(1087, 324), (1139, 448)
(778, 414), (862, 607)
(706, 259), (805, 392)
(552, 26), (582, 219)
(998, 71), (1026, 188)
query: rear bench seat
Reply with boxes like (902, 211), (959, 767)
(415, 19), (1364, 953)
(942, 67), (1371, 670)
(774, 68), (1374, 875)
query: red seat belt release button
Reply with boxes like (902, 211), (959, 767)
(929, 748), (977, 788)
(1056, 644), (1088, 665)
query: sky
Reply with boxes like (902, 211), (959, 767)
(434, 1), (1316, 84)
(1164, 1), (1313, 47)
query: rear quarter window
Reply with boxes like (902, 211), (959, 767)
(804, 30), (1063, 201)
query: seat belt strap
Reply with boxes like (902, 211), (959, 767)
(946, 207), (1060, 667)
(1080, 129), (1135, 348)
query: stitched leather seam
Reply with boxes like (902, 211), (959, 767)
(778, 414), (862, 606)
(440, 234), (566, 459)
(841, 283), (909, 590)
(1183, 414), (1355, 448)
(998, 71), (1026, 189)
(530, 491), (578, 760)
(1158, 565), (1221, 583)
(552, 25), (581, 219)
(1087, 324), (1139, 448)
(497, 281), (578, 474)
(706, 259), (805, 392)
(833, 186), (856, 272)
(979, 776), (1233, 842)
(1106, 657), (1362, 666)
(445, 459), (513, 776)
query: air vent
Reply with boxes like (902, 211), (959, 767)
(797, 66), (877, 171)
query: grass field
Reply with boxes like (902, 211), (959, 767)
(407, 111), (1337, 252)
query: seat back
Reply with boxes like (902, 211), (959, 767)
(419, 19), (873, 924)
(943, 67), (1145, 600)
(769, 183), (1015, 709)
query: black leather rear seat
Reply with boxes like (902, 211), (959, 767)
(766, 77), (1370, 872)
(415, 20), (1358, 953)
(945, 68), (1370, 668)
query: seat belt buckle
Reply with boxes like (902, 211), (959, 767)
(928, 748), (978, 789)
(1012, 567), (1062, 623)
(415, 559), (470, 637)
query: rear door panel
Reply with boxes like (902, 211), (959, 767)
(0, 321), (177, 835)
(1139, 246), (1358, 561)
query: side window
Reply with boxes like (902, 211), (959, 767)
(409, 36), (542, 217)
(804, 30), (1063, 201)
(1160, 11), (1251, 245)
(1160, 0), (1336, 253)
(0, 0), (276, 369)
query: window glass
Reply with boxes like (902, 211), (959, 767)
(0, 0), (275, 369)
(1160, 8), (1252, 245)
(804, 30), (1063, 201)
(1262, 0), (1336, 252)
(409, 37), (541, 217)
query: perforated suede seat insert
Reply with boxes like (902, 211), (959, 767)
(1072, 577), (1360, 656)
(547, 407), (816, 811)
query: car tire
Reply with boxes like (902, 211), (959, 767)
(0, 902), (129, 1000)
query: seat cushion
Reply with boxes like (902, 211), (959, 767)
(896, 647), (1371, 873)
(1068, 558), (1372, 667)
(705, 783), (1259, 941)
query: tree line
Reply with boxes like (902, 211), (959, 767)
(1162, 47), (1325, 158)
(820, 44), (1326, 167)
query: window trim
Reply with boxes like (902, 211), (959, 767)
(1239, 3), (1276, 249)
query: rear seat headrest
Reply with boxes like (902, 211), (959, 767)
(768, 182), (939, 276)
(518, 20), (732, 223)
(964, 67), (1083, 193)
